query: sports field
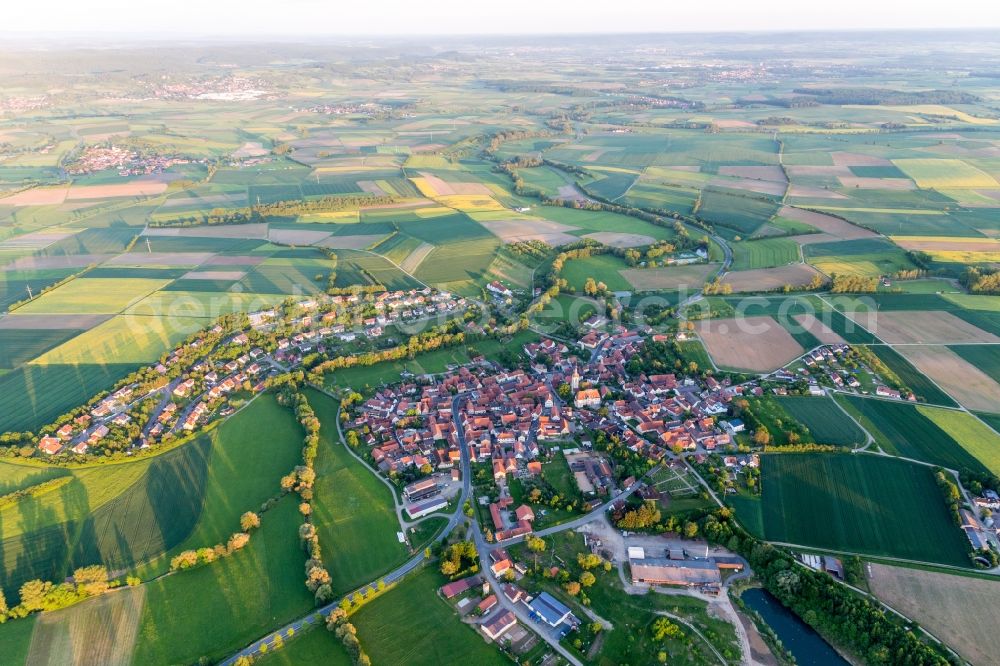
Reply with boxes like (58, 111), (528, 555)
(305, 389), (408, 595)
(754, 453), (971, 566)
(351, 567), (509, 666)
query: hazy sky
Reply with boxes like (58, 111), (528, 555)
(6, 0), (1000, 35)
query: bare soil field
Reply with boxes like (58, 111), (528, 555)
(582, 232), (655, 248)
(718, 166), (787, 182)
(231, 141), (269, 158)
(357, 180), (388, 196)
(160, 194), (245, 208)
(0, 186), (70, 206)
(181, 270), (247, 281)
(556, 185), (590, 202)
(106, 252), (214, 267)
(143, 223), (269, 239)
(844, 310), (1000, 344)
(896, 345), (1000, 413)
(837, 177), (916, 190)
(892, 237), (1000, 253)
(786, 185), (848, 199)
(418, 172), (491, 196)
(267, 228), (332, 245)
(791, 313), (847, 344)
(4, 254), (112, 270)
(713, 119), (758, 129)
(785, 165), (852, 177)
(831, 152), (892, 166)
(67, 180), (167, 200)
(868, 563), (1000, 666)
(0, 313), (111, 329)
(317, 235), (387, 250)
(25, 586), (146, 666)
(621, 263), (718, 291)
(778, 206), (877, 241)
(710, 178), (787, 196)
(480, 218), (579, 246)
(0, 230), (79, 250)
(399, 242), (436, 274)
(721, 263), (823, 292)
(696, 316), (804, 372)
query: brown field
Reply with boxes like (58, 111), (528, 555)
(267, 228), (332, 245)
(620, 263), (718, 291)
(399, 242), (436, 274)
(160, 193), (245, 208)
(868, 563), (1000, 666)
(582, 232), (655, 248)
(0, 230), (79, 250)
(696, 316), (804, 372)
(357, 180), (388, 196)
(778, 206), (877, 241)
(66, 180), (168, 200)
(25, 586), (146, 666)
(143, 223), (268, 239)
(0, 313), (111, 330)
(180, 270), (247, 281)
(106, 252), (214, 267)
(713, 119), (757, 129)
(418, 172), (491, 196)
(844, 310), (1000, 344)
(837, 177), (916, 190)
(831, 151), (892, 166)
(718, 165), (787, 182)
(785, 165), (853, 177)
(317, 234), (387, 250)
(556, 184), (590, 202)
(791, 313), (847, 345)
(710, 178), (787, 196)
(480, 218), (579, 246)
(4, 254), (112, 270)
(786, 185), (848, 199)
(896, 345), (1000, 413)
(720, 263), (823, 292)
(0, 186), (70, 206)
(892, 237), (1000, 253)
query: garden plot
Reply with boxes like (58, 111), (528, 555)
(696, 316), (804, 372)
(897, 345), (1000, 413)
(843, 310), (1000, 344)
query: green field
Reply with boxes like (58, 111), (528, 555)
(257, 627), (352, 666)
(131, 496), (313, 665)
(775, 395), (868, 446)
(805, 238), (915, 277)
(0, 328), (87, 369)
(136, 394), (306, 576)
(559, 254), (633, 292)
(305, 388), (408, 595)
(839, 395), (987, 472)
(917, 406), (1000, 477)
(750, 453), (971, 566)
(15, 278), (172, 315)
(351, 567), (509, 666)
(730, 237), (800, 270)
(0, 615), (36, 666)
(696, 189), (779, 238)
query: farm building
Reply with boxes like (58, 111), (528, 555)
(404, 477), (440, 502)
(480, 609), (517, 640)
(528, 591), (574, 627)
(439, 575), (482, 599)
(407, 496), (447, 519)
(629, 557), (721, 587)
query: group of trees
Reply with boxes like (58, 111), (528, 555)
(0, 565), (119, 622)
(830, 274), (879, 293)
(326, 607), (372, 666)
(150, 194), (394, 228)
(309, 324), (467, 382)
(962, 267), (1000, 294)
(439, 540), (479, 577)
(169, 529), (253, 571)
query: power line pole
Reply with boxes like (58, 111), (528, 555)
(26, 284), (33, 300)
(146, 237), (152, 253)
